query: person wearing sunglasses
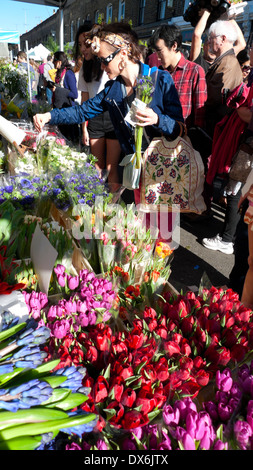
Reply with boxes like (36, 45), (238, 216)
(237, 48), (251, 83)
(33, 22), (184, 202)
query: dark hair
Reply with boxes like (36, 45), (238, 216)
(149, 24), (182, 51)
(17, 50), (27, 60)
(237, 48), (250, 66)
(73, 21), (92, 61)
(53, 51), (73, 83)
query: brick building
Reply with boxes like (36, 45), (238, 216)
(20, 0), (189, 50)
(20, 0), (253, 51)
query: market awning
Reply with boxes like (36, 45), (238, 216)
(0, 31), (20, 44)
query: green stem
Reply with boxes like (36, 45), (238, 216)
(135, 125), (144, 169)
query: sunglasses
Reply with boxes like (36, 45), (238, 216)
(98, 48), (121, 66)
(242, 65), (251, 72)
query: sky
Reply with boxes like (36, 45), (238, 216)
(0, 0), (56, 36)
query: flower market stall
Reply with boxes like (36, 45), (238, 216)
(1, 58), (253, 453)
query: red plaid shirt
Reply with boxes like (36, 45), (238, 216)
(169, 54), (207, 129)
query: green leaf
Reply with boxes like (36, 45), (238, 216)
(0, 407), (68, 431)
(103, 408), (116, 420)
(147, 409), (161, 422)
(42, 375), (67, 388)
(40, 388), (71, 405)
(0, 435), (42, 450)
(0, 322), (26, 343)
(0, 368), (24, 387)
(0, 412), (97, 440)
(45, 392), (88, 410)
(33, 359), (60, 374)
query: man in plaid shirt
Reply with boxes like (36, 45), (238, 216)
(150, 24), (207, 130)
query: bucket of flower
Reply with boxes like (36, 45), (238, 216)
(0, 313), (98, 450)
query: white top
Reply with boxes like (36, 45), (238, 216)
(78, 70), (109, 99)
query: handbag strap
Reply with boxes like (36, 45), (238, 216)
(177, 121), (187, 137)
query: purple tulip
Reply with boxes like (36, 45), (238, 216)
(64, 300), (77, 314)
(215, 390), (228, 404)
(230, 383), (243, 400)
(30, 307), (42, 320)
(181, 431), (196, 450)
(131, 426), (144, 441)
(47, 305), (64, 321)
(57, 274), (66, 288)
(54, 264), (66, 276)
(163, 404), (180, 427)
(174, 397), (197, 421)
(76, 313), (89, 328)
(217, 402), (233, 422)
(204, 401), (218, 421)
(67, 275), (79, 290)
(122, 439), (137, 450)
(76, 299), (88, 313)
(66, 442), (82, 450)
(88, 311), (97, 325)
(247, 400), (253, 431)
(234, 420), (252, 450)
(50, 319), (71, 339)
(241, 376), (253, 396)
(213, 439), (228, 450)
(96, 439), (108, 450)
(158, 431), (172, 450)
(216, 369), (233, 392)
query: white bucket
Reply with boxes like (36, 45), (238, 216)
(0, 115), (26, 145)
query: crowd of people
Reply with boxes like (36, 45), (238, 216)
(26, 12), (253, 308)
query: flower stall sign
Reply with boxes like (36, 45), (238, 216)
(30, 223), (58, 294)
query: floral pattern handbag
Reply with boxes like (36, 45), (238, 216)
(140, 133), (206, 214)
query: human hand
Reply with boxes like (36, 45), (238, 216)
(135, 107), (158, 127)
(82, 127), (90, 146)
(33, 112), (51, 132)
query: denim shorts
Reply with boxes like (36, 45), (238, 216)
(87, 111), (117, 139)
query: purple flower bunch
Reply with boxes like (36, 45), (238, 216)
(203, 362), (253, 450)
(119, 397), (226, 450)
(23, 265), (117, 341)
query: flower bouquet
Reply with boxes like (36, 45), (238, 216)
(24, 265), (118, 345)
(134, 68), (158, 170)
(0, 316), (97, 450)
(71, 201), (159, 280)
(121, 67), (158, 190)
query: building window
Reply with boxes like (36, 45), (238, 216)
(77, 17), (81, 31)
(118, 0), (125, 21)
(157, 0), (166, 20)
(95, 10), (100, 23)
(138, 0), (145, 25)
(85, 14), (91, 23)
(106, 4), (113, 23)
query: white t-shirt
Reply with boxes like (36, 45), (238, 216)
(78, 70), (109, 99)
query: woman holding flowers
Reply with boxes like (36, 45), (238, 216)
(33, 22), (183, 185)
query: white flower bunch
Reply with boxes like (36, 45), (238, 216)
(0, 63), (28, 99)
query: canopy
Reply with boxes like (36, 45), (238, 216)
(0, 31), (20, 45)
(28, 43), (51, 60)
